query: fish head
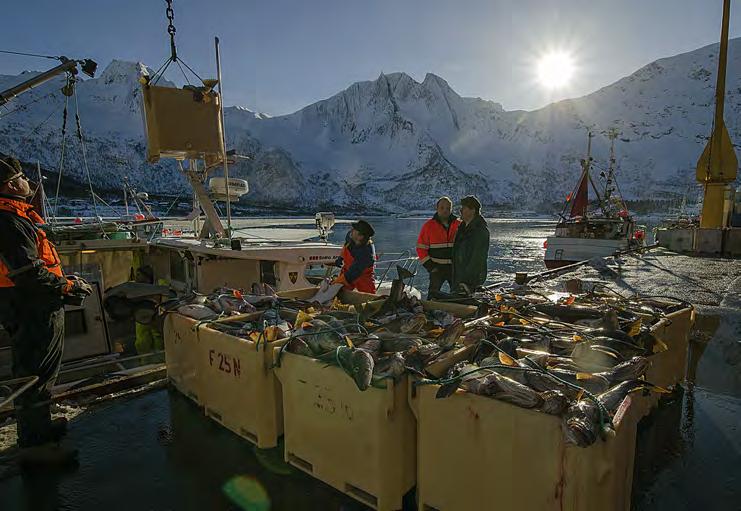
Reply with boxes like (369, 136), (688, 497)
(350, 349), (374, 391)
(400, 314), (428, 334)
(562, 400), (601, 447)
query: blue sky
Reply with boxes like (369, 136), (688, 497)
(1, 0), (739, 115)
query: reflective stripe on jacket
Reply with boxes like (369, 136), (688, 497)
(416, 214), (461, 265)
(0, 196), (70, 291)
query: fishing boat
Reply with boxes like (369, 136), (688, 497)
(544, 131), (645, 269)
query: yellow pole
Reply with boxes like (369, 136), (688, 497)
(697, 0), (738, 228)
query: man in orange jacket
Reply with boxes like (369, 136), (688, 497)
(416, 197), (461, 299)
(0, 155), (91, 467)
(333, 220), (376, 294)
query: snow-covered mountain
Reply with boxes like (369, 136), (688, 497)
(1, 39), (740, 212)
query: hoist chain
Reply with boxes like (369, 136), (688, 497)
(165, 0), (177, 62)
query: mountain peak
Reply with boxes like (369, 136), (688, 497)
(98, 60), (148, 84)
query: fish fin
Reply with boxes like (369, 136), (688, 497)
(627, 319), (642, 337)
(498, 351), (516, 366)
(565, 295), (576, 305)
(495, 321), (506, 327)
(232, 289), (243, 299)
(345, 336), (354, 348)
(576, 372), (596, 380)
(652, 337), (669, 353)
(576, 389), (585, 400)
(573, 334), (583, 342)
(435, 381), (461, 399)
(428, 327), (444, 337)
(495, 294), (503, 302)
(519, 319), (529, 325)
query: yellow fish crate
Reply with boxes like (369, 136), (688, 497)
(274, 351), (416, 511)
(164, 312), (286, 448)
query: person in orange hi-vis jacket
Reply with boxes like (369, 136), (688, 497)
(416, 197), (460, 299)
(332, 220), (376, 294)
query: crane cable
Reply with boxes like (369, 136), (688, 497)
(52, 92), (70, 220)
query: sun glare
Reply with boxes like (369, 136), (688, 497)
(537, 51), (575, 89)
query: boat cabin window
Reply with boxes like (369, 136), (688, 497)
(554, 249), (564, 261)
(260, 260), (277, 286)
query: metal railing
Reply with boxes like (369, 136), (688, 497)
(375, 250), (420, 288)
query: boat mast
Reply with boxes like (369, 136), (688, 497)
(584, 132), (607, 216)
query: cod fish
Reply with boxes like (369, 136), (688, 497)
(595, 356), (650, 384)
(400, 314), (428, 334)
(436, 319), (466, 349)
(381, 336), (423, 353)
(563, 380), (647, 447)
(315, 345), (374, 391)
(373, 352), (407, 382)
(177, 304), (218, 320)
(295, 319), (344, 355)
(285, 338), (313, 357)
(463, 371), (544, 409)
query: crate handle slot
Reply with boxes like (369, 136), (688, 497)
(345, 483), (378, 508)
(287, 452), (313, 473)
(239, 428), (258, 444)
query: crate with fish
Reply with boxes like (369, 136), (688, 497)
(273, 290), (478, 511)
(407, 287), (693, 511)
(162, 284), (301, 448)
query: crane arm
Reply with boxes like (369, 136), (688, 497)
(0, 57), (97, 106)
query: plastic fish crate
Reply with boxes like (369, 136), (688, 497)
(274, 351), (416, 511)
(165, 313), (285, 448)
(163, 313), (204, 405)
(639, 307), (693, 413)
(410, 381), (645, 511)
(197, 322), (285, 449)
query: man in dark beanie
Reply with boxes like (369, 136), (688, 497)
(0, 154), (91, 467)
(451, 195), (490, 294)
(333, 219), (377, 294)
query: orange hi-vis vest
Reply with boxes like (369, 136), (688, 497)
(0, 197), (70, 291)
(338, 242), (376, 294)
(416, 215), (461, 266)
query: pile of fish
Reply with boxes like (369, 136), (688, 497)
(161, 280), (688, 448)
(430, 288), (687, 447)
(279, 293), (469, 391)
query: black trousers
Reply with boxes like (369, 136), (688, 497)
(427, 265), (453, 299)
(1, 300), (64, 448)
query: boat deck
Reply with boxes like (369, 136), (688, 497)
(0, 249), (738, 510)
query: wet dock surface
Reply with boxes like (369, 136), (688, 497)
(0, 388), (367, 511)
(0, 248), (739, 510)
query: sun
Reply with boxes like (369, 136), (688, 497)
(537, 51), (575, 89)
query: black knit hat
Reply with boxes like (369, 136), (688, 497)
(351, 219), (375, 238)
(460, 195), (482, 212)
(0, 155), (23, 184)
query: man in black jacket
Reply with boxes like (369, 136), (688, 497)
(451, 195), (490, 294)
(0, 155), (91, 467)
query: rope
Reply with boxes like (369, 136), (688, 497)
(53, 94), (70, 220)
(0, 49), (58, 60)
(72, 91), (101, 222)
(0, 90), (57, 119)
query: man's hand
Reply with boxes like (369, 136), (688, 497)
(67, 275), (93, 296)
